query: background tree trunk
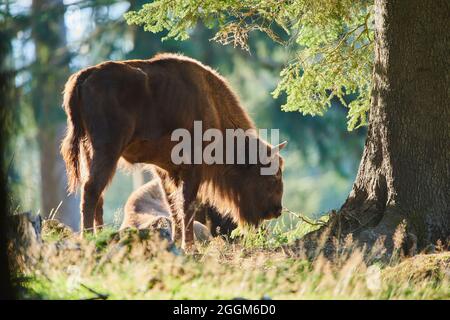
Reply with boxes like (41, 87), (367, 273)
(32, 0), (79, 230)
(328, 0), (450, 250)
(0, 111), (15, 299)
(0, 25), (15, 299)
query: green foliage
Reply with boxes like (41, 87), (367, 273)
(83, 226), (120, 251)
(125, 0), (374, 130)
(231, 212), (328, 249)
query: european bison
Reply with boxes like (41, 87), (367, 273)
(61, 53), (286, 249)
(121, 174), (212, 243)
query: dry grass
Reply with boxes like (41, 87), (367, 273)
(11, 216), (450, 300)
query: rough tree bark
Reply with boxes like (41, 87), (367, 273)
(32, 0), (79, 230)
(323, 0), (450, 250)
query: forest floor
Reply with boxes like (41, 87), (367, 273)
(14, 216), (450, 300)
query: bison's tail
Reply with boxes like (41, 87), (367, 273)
(60, 68), (94, 194)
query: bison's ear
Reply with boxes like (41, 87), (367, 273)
(271, 141), (288, 154)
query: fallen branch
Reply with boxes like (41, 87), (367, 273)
(282, 207), (327, 227)
(79, 283), (109, 300)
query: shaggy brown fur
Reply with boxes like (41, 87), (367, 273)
(121, 176), (212, 242)
(194, 203), (237, 238)
(153, 166), (236, 241)
(61, 53), (285, 248)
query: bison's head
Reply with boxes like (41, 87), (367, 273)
(233, 141), (286, 226)
(199, 137), (287, 227)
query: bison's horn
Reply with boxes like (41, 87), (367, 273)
(271, 141), (288, 154)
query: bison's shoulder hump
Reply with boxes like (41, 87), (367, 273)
(150, 53), (226, 80)
(79, 61), (149, 91)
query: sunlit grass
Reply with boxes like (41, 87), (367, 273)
(14, 215), (450, 300)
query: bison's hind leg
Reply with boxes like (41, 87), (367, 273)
(171, 207), (183, 244)
(80, 146), (120, 236)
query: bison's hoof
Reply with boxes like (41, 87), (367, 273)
(80, 228), (93, 240)
(181, 242), (198, 255)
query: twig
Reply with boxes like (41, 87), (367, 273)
(282, 207), (327, 227)
(49, 201), (63, 220)
(79, 283), (109, 300)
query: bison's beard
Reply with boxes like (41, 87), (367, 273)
(234, 197), (267, 226)
(197, 172), (265, 227)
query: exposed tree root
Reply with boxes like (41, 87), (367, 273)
(299, 204), (424, 260)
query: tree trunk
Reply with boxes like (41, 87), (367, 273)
(328, 0), (450, 250)
(32, 0), (79, 229)
(0, 23), (15, 299)
(38, 124), (80, 229)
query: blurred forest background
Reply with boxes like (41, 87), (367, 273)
(1, 0), (366, 231)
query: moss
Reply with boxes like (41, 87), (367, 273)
(89, 228), (120, 251)
(383, 252), (450, 282)
(41, 219), (73, 242)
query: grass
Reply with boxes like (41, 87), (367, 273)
(13, 213), (450, 300)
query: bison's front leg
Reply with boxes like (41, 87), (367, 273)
(181, 174), (200, 251)
(94, 196), (104, 232)
(183, 202), (196, 250)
